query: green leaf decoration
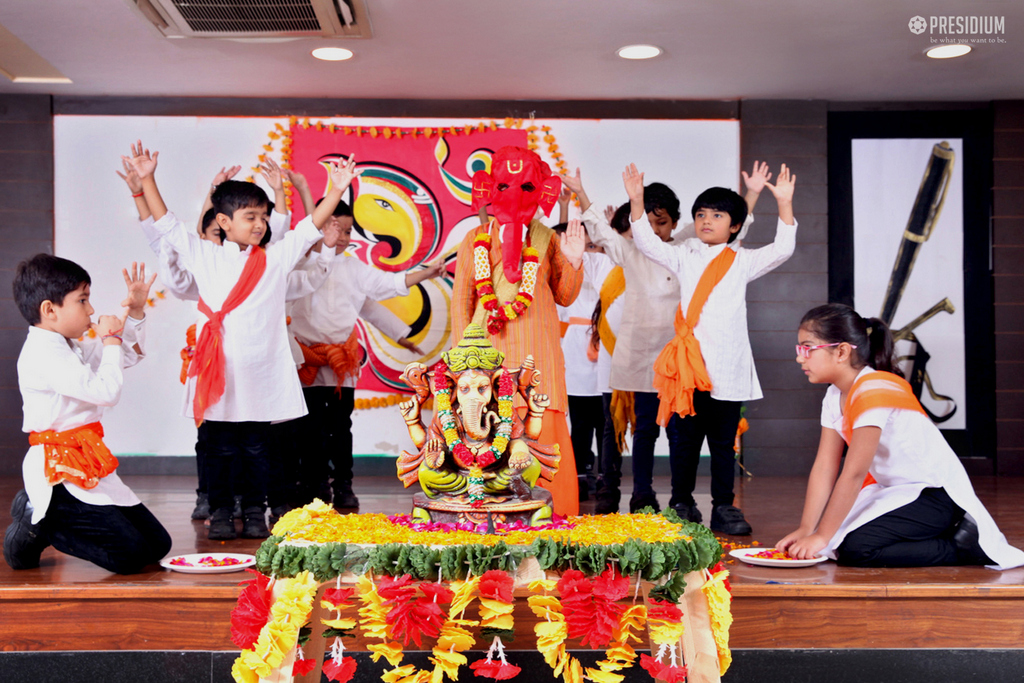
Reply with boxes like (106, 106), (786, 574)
(480, 627), (516, 642)
(531, 537), (559, 570)
(255, 536), (281, 575)
(322, 628), (356, 639)
(648, 571), (687, 604)
(440, 545), (469, 581)
(642, 545), (667, 581)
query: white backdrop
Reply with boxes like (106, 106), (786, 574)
(53, 115), (739, 458)
(852, 138), (965, 429)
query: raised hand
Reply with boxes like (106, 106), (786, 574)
(120, 262), (158, 318)
(93, 313), (126, 342)
(424, 438), (445, 469)
(559, 218), (586, 268)
(212, 165), (242, 188)
(603, 204), (617, 224)
(560, 167), (584, 195)
(259, 157), (285, 192)
(322, 219), (342, 249)
(115, 158), (143, 194)
(557, 187), (572, 209)
(622, 163), (644, 202)
(526, 389), (550, 415)
(764, 163), (796, 204)
(741, 160), (772, 195)
(284, 169), (309, 190)
(328, 155), (361, 192)
(124, 140), (158, 179)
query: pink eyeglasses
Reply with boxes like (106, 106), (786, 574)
(795, 342), (856, 359)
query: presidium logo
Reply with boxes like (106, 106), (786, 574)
(908, 15), (1006, 43)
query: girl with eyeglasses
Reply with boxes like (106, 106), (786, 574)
(777, 303), (1023, 568)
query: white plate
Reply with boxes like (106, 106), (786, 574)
(160, 553), (256, 574)
(729, 547), (829, 568)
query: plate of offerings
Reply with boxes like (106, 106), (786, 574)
(161, 553), (256, 573)
(730, 547), (829, 567)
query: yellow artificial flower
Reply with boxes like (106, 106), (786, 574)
(436, 621), (477, 652)
(428, 648), (467, 679)
(369, 642), (407, 667)
(702, 569), (734, 675)
(383, 664), (431, 683)
(612, 605), (647, 644)
(584, 667), (624, 683)
(450, 577), (480, 617)
(648, 619), (685, 645)
(528, 579), (558, 593)
(563, 656), (583, 683)
(321, 617), (357, 631)
(527, 594), (564, 617)
(230, 658), (259, 683)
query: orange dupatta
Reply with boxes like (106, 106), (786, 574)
(596, 266), (634, 450)
(652, 247), (736, 426)
(842, 371), (926, 488)
(188, 247), (267, 425)
(30, 421), (117, 490)
(296, 328), (362, 390)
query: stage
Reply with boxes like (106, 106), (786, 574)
(2, 473), (1023, 681)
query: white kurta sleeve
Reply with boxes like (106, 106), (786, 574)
(630, 212), (685, 274)
(49, 344), (124, 407)
(359, 299), (411, 341)
(268, 209), (291, 245)
(286, 247), (334, 301)
(742, 217), (797, 282)
(580, 205), (628, 265)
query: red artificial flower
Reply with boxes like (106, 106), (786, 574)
(378, 574), (418, 601)
(453, 443), (474, 468)
(556, 569), (591, 604)
(230, 569), (272, 649)
(470, 658), (522, 680)
(647, 599), (683, 622)
(292, 656), (318, 677)
(477, 452), (497, 468)
(479, 570), (515, 603)
(487, 320), (504, 335)
(383, 581), (449, 648)
(639, 654), (687, 683)
(593, 565), (629, 602)
(322, 655), (357, 683)
(323, 586), (355, 608)
(498, 372), (514, 396)
(432, 361), (450, 391)
(419, 582), (454, 605)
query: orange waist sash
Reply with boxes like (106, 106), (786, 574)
(179, 323), (197, 385)
(652, 248), (736, 426)
(296, 328), (362, 390)
(30, 421), (117, 490)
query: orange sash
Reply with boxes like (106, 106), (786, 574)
(189, 247), (267, 425)
(296, 328), (362, 390)
(842, 371), (926, 488)
(179, 323), (197, 385)
(652, 247), (736, 426)
(30, 422), (117, 490)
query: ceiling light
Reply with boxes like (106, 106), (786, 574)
(925, 44), (971, 59)
(616, 44), (662, 60)
(312, 47), (354, 62)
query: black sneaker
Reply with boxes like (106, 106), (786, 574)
(191, 493), (210, 520)
(232, 495), (244, 520)
(333, 482), (359, 510)
(953, 516), (993, 566)
(594, 489), (621, 515)
(3, 490), (49, 570)
(208, 508), (237, 540)
(671, 503), (703, 524)
(241, 507), (270, 539)
(710, 505), (752, 535)
(629, 492), (661, 513)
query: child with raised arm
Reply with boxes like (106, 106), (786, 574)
(288, 197), (444, 513)
(127, 144), (356, 541)
(623, 163), (795, 535)
(561, 163), (770, 515)
(780, 304), (1024, 568)
(3, 256), (170, 573)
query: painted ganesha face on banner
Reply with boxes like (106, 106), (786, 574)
(287, 123), (527, 393)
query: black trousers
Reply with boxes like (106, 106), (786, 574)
(667, 390), (743, 509)
(267, 418), (302, 510)
(294, 386), (355, 505)
(568, 395), (604, 479)
(632, 391), (680, 496)
(204, 420), (270, 513)
(837, 487), (965, 567)
(42, 484), (171, 574)
(597, 392), (622, 493)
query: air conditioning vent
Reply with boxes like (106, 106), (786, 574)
(128, 0), (371, 39)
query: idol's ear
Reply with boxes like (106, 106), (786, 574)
(471, 170), (495, 212)
(537, 175), (562, 217)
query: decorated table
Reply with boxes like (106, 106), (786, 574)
(228, 503), (733, 683)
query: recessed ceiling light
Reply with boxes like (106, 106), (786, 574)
(616, 44), (662, 60)
(312, 47), (354, 62)
(925, 44), (971, 59)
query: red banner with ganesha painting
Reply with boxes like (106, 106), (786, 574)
(282, 121), (528, 394)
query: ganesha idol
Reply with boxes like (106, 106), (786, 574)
(396, 324), (560, 525)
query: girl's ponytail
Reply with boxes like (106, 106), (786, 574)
(800, 304), (903, 378)
(862, 316), (901, 377)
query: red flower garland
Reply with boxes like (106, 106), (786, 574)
(556, 566), (628, 649)
(640, 654), (688, 683)
(230, 569), (272, 650)
(379, 574), (453, 648)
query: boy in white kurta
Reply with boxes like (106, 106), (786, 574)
(625, 163), (795, 535)
(288, 200), (444, 511)
(4, 255), (171, 574)
(128, 145), (356, 540)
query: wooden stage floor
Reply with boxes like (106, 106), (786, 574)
(2, 473), (1023, 652)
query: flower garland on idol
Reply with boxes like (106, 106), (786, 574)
(474, 229), (541, 335)
(431, 360), (515, 506)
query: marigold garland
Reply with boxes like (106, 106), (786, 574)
(701, 563), (734, 675)
(474, 228), (541, 335)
